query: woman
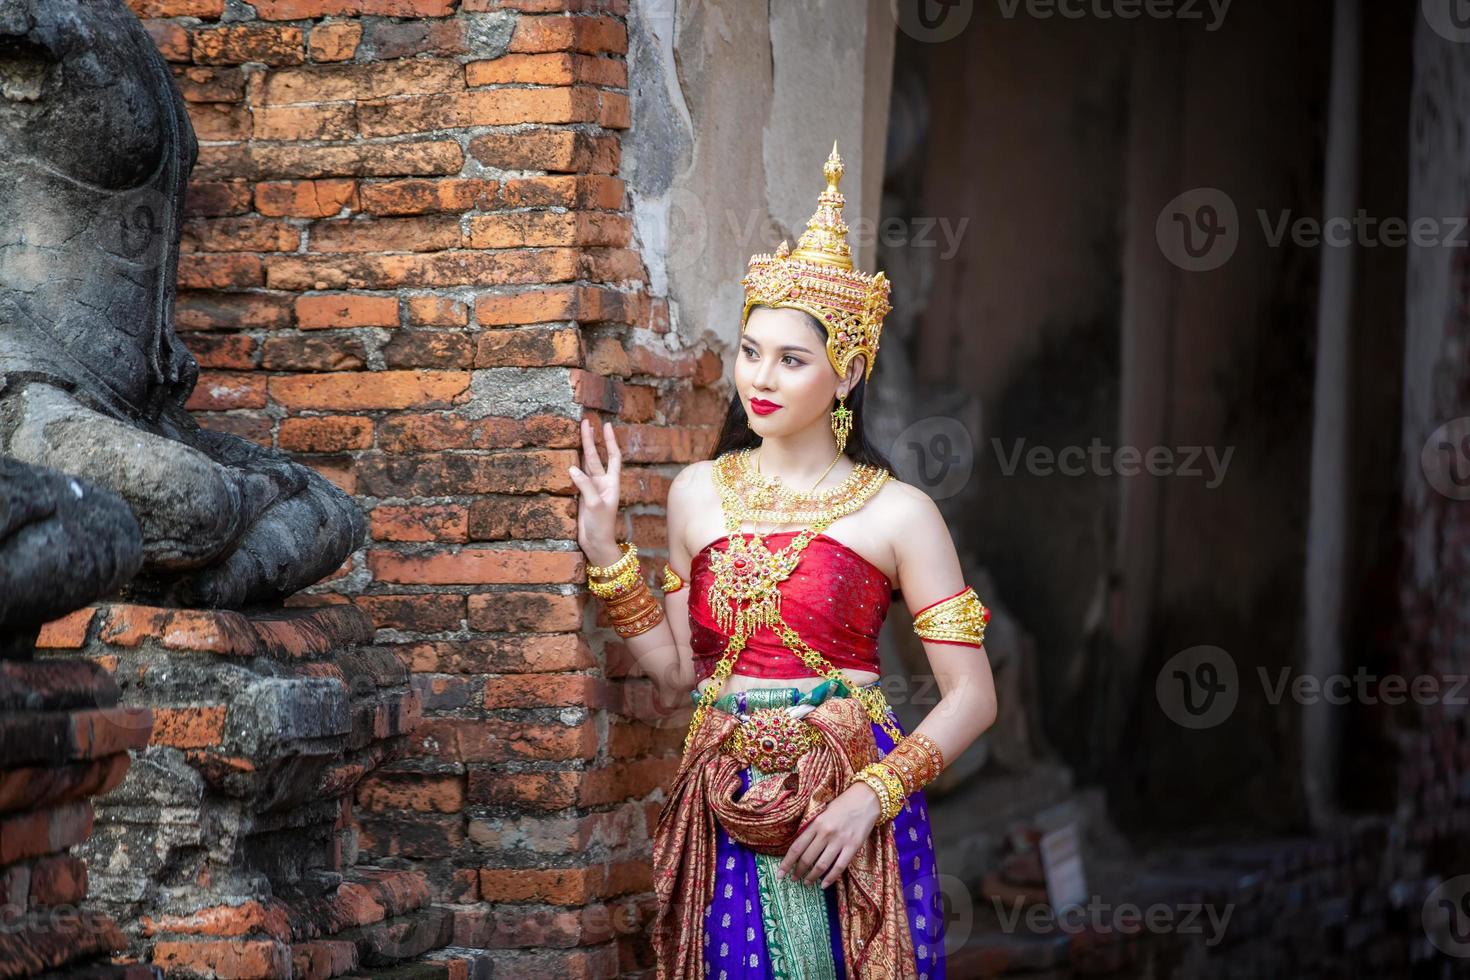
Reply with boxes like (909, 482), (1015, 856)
(567, 144), (998, 979)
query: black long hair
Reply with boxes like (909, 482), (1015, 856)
(709, 308), (895, 473)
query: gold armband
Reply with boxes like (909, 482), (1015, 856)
(912, 586), (990, 647)
(660, 564), (685, 593)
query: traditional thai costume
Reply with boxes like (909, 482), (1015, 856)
(644, 145), (991, 979)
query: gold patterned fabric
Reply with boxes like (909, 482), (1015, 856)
(653, 697), (918, 979)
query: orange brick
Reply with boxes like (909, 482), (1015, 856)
(356, 87), (600, 137)
(149, 706), (227, 750)
(469, 128), (619, 174)
(467, 212), (630, 249)
(482, 674), (603, 710)
(406, 295), (469, 326)
(508, 15), (627, 54)
(268, 370), (470, 410)
(475, 285), (632, 325)
(382, 330), (474, 369)
(467, 494), (577, 539)
(361, 0), (455, 14)
(464, 52), (627, 87)
(308, 21), (362, 61)
(498, 174), (622, 209)
(367, 547), (581, 585)
(254, 104), (357, 141)
(369, 504), (470, 543)
(178, 253), (263, 289)
(355, 594), (466, 632)
(475, 326), (581, 367)
(465, 591), (584, 632)
(128, 0), (223, 15)
(358, 178), (497, 215)
(256, 179), (358, 218)
(263, 248), (578, 290)
(145, 19), (192, 61)
(263, 59), (461, 104)
(279, 416), (374, 452)
(254, 0), (359, 17)
(152, 940), (292, 979)
(295, 293), (400, 328)
(193, 25), (305, 66)
(36, 609), (97, 649)
(309, 214), (463, 253)
(356, 773), (464, 813)
(261, 335), (367, 372)
(186, 372), (268, 411)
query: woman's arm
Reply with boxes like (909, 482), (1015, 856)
(886, 484), (999, 763)
(780, 483), (998, 887)
(567, 420), (697, 713)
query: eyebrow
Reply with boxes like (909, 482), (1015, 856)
(742, 338), (814, 355)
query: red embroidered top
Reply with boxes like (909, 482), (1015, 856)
(688, 530), (895, 680)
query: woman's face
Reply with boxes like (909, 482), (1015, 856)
(736, 306), (849, 439)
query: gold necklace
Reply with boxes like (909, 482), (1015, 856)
(705, 449), (885, 639)
(748, 445), (841, 534)
(685, 452), (896, 754)
(731, 447), (878, 524)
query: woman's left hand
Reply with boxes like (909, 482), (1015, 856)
(777, 782), (885, 887)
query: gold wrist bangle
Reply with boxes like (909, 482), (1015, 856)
(852, 770), (895, 823)
(586, 541), (637, 580)
(869, 762), (907, 819)
(883, 732), (945, 795)
(588, 561), (642, 600)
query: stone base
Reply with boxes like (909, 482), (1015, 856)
(0, 657), (155, 979)
(33, 603), (466, 979)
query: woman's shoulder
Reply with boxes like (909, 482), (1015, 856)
(867, 473), (945, 533)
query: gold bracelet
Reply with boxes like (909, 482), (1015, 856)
(605, 578), (655, 617)
(588, 561), (642, 600)
(882, 732), (945, 795)
(586, 541), (637, 580)
(852, 769), (897, 823)
(868, 762), (907, 819)
(614, 605), (665, 639)
(912, 586), (990, 647)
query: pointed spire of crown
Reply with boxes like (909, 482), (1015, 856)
(789, 141), (853, 270)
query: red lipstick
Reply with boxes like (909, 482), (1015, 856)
(749, 398), (782, 416)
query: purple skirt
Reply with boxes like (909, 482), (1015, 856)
(698, 695), (947, 978)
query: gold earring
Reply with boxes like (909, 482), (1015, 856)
(831, 392), (852, 454)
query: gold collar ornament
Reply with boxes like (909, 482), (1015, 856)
(740, 142), (892, 383)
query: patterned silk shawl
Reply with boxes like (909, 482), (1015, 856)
(652, 696), (917, 978)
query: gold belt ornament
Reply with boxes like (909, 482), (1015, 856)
(722, 707), (823, 772)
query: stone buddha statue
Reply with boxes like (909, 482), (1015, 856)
(0, 0), (364, 608)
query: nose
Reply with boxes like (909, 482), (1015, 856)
(753, 355), (777, 391)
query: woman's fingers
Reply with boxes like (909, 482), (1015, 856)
(567, 464), (597, 501)
(819, 844), (856, 888)
(804, 839), (843, 885)
(579, 418), (606, 477)
(603, 421), (622, 487)
(778, 825), (817, 880)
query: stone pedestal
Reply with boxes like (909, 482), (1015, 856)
(34, 605), (489, 979)
(0, 656), (157, 979)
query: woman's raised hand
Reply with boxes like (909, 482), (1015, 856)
(568, 418), (624, 568)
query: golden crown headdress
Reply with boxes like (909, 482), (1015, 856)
(740, 141), (891, 383)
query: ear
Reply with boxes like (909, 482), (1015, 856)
(837, 355), (865, 398)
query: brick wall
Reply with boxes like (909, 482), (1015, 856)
(131, 0), (722, 972)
